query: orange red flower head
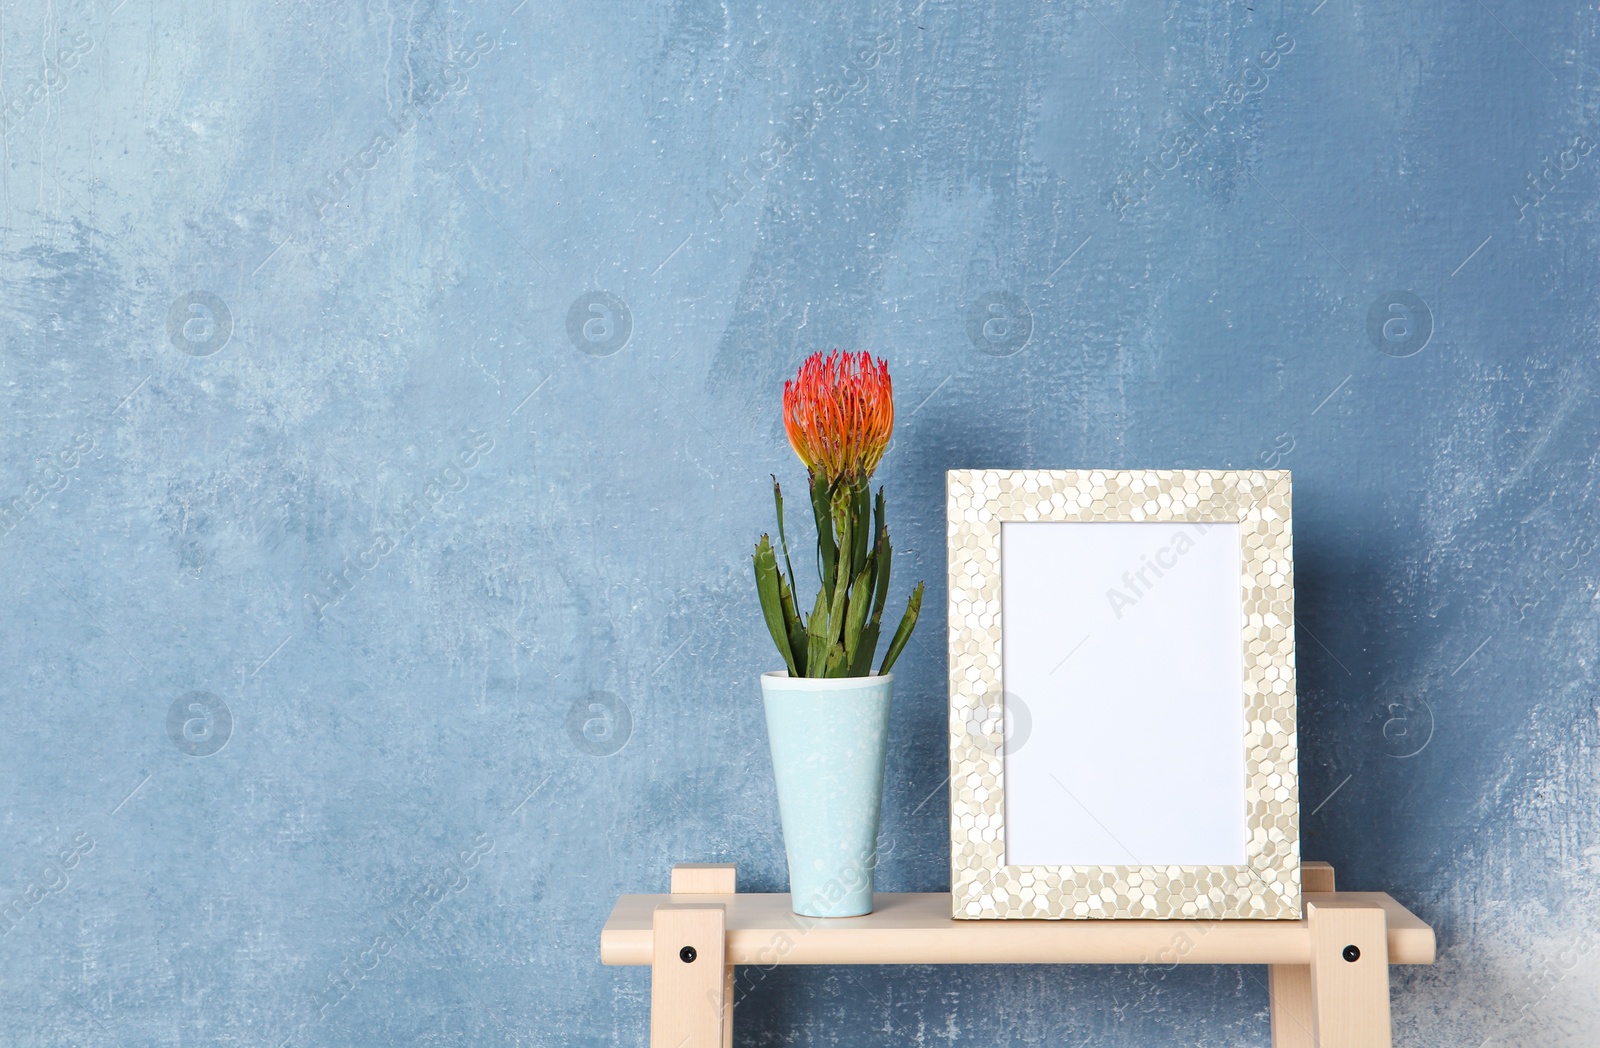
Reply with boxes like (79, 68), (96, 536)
(782, 351), (894, 486)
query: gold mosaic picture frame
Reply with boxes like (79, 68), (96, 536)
(947, 469), (1300, 920)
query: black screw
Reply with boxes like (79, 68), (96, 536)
(680, 946), (697, 963)
(1342, 944), (1360, 962)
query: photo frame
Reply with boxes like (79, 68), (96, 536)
(947, 469), (1299, 920)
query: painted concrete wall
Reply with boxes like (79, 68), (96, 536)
(2, 0), (1596, 1043)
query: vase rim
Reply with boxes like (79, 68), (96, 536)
(760, 669), (893, 690)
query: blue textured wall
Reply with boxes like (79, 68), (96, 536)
(2, 0), (1596, 1043)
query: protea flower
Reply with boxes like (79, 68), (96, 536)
(782, 351), (895, 486)
(753, 352), (923, 678)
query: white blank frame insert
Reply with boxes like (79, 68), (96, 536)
(947, 469), (1301, 921)
(1001, 520), (1247, 868)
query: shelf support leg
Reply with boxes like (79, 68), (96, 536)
(1268, 861), (1335, 1047)
(651, 903), (727, 1048)
(662, 863), (736, 1048)
(1307, 898), (1391, 1048)
(1268, 963), (1316, 1048)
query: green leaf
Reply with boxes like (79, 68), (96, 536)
(878, 580), (924, 675)
(809, 476), (836, 595)
(826, 548), (850, 667)
(850, 482), (870, 581)
(824, 640), (849, 677)
(806, 584), (832, 677)
(841, 561), (874, 672)
(848, 622), (881, 677)
(772, 477), (799, 593)
(753, 536), (797, 676)
(778, 572), (807, 677)
(827, 485), (852, 617)
(869, 527), (892, 627)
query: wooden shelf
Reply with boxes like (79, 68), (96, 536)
(599, 862), (1436, 1048)
(601, 889), (1435, 968)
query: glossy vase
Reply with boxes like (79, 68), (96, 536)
(759, 670), (893, 918)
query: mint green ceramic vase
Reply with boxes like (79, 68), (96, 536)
(759, 670), (893, 918)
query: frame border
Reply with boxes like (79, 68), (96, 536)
(947, 469), (1300, 920)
